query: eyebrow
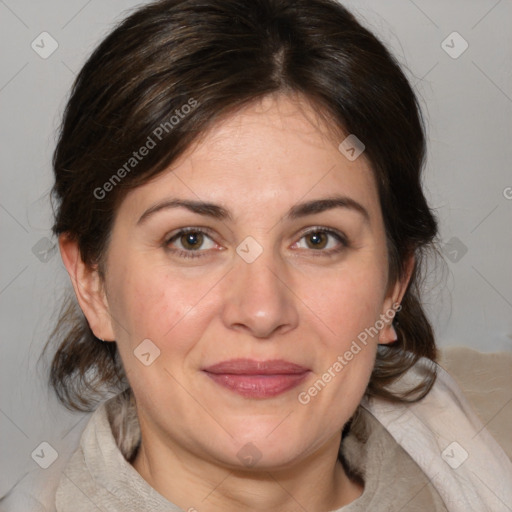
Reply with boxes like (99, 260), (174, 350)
(137, 199), (232, 224)
(287, 196), (369, 223)
(137, 195), (369, 225)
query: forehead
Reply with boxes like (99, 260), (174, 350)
(118, 93), (379, 221)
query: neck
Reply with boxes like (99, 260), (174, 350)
(132, 426), (363, 512)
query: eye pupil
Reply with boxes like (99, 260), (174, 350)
(307, 232), (328, 249)
(181, 232), (203, 250)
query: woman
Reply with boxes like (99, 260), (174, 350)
(4, 0), (512, 510)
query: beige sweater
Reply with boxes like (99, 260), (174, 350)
(2, 347), (511, 511)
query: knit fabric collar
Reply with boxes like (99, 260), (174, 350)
(55, 390), (447, 511)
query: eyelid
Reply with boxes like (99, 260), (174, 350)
(164, 226), (222, 259)
(164, 225), (349, 260)
(294, 226), (351, 256)
(299, 226), (348, 244)
(164, 226), (217, 244)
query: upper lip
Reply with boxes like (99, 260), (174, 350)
(202, 358), (310, 375)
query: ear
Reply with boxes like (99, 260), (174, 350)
(378, 253), (415, 344)
(59, 233), (116, 342)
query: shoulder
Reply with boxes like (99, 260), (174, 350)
(437, 346), (512, 459)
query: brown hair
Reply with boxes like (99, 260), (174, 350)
(45, 0), (439, 411)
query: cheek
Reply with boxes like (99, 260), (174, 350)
(294, 258), (387, 410)
(106, 264), (216, 404)
(302, 259), (388, 347)
(107, 258), (221, 352)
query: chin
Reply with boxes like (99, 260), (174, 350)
(209, 421), (316, 471)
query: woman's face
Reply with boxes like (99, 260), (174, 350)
(98, 93), (404, 470)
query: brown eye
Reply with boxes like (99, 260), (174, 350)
(179, 231), (204, 250)
(293, 228), (348, 254)
(166, 229), (217, 257)
(305, 231), (328, 249)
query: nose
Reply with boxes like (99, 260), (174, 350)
(220, 248), (299, 339)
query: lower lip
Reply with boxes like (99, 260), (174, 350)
(204, 372), (309, 398)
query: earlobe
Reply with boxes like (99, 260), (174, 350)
(59, 234), (116, 342)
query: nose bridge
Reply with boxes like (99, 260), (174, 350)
(221, 242), (299, 338)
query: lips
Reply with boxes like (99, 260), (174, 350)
(204, 359), (309, 375)
(202, 359), (310, 399)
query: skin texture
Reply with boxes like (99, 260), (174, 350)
(60, 93), (412, 511)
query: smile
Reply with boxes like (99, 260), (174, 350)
(202, 359), (311, 399)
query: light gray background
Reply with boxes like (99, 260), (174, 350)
(1, 0), (511, 498)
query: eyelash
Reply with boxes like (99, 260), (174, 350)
(164, 226), (349, 259)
